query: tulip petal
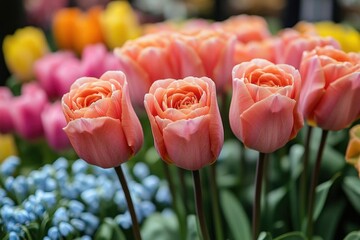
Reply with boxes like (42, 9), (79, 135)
(313, 72), (360, 130)
(299, 56), (326, 120)
(240, 94), (296, 153)
(63, 117), (130, 168)
(163, 116), (214, 170)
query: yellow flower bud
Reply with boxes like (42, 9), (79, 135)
(100, 1), (142, 49)
(2, 26), (49, 82)
(0, 134), (17, 163)
(314, 21), (360, 52)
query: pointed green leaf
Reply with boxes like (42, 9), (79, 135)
(344, 231), (360, 240)
(274, 232), (306, 240)
(220, 190), (251, 240)
(343, 176), (360, 214)
(258, 232), (273, 240)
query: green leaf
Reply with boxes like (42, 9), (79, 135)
(274, 232), (306, 240)
(94, 221), (113, 240)
(313, 174), (340, 221)
(344, 231), (360, 240)
(186, 215), (200, 240)
(343, 176), (360, 214)
(104, 218), (126, 240)
(267, 187), (287, 223)
(316, 200), (346, 240)
(220, 190), (251, 240)
(258, 232), (273, 240)
(141, 213), (179, 240)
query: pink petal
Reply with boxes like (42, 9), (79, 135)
(163, 116), (214, 170)
(313, 72), (360, 130)
(63, 117), (130, 168)
(240, 94), (296, 153)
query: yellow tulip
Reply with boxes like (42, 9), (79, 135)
(314, 21), (360, 52)
(100, 1), (142, 49)
(2, 26), (49, 82)
(0, 134), (17, 163)
(346, 125), (360, 176)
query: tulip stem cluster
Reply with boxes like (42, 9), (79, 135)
(300, 126), (313, 222)
(306, 130), (329, 239)
(192, 170), (210, 240)
(253, 152), (267, 240)
(114, 165), (142, 240)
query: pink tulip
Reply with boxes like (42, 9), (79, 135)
(0, 87), (14, 134)
(11, 83), (47, 140)
(229, 59), (304, 153)
(144, 76), (224, 170)
(114, 32), (205, 107)
(234, 38), (277, 65)
(62, 71), (143, 168)
(299, 46), (360, 130)
(41, 101), (71, 151)
(81, 43), (122, 78)
(34, 51), (84, 99)
(274, 29), (340, 69)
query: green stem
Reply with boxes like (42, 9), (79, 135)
(192, 170), (210, 240)
(306, 130), (329, 239)
(252, 152), (267, 240)
(178, 168), (189, 215)
(114, 165), (142, 240)
(300, 126), (313, 227)
(163, 163), (187, 240)
(209, 163), (224, 240)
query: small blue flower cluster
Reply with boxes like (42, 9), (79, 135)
(0, 156), (171, 239)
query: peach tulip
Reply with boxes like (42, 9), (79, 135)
(62, 71), (143, 168)
(41, 101), (71, 152)
(345, 125), (360, 176)
(179, 30), (237, 92)
(144, 76), (224, 170)
(114, 32), (205, 106)
(274, 29), (340, 69)
(214, 15), (271, 43)
(299, 46), (360, 130)
(229, 59), (303, 153)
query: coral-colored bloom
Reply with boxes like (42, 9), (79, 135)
(234, 38), (276, 65)
(346, 125), (360, 176)
(62, 71), (143, 168)
(299, 46), (360, 130)
(41, 101), (71, 152)
(0, 87), (14, 134)
(214, 15), (271, 43)
(274, 29), (340, 69)
(179, 30), (237, 92)
(11, 83), (47, 140)
(100, 1), (141, 49)
(229, 59), (303, 153)
(114, 32), (205, 106)
(34, 51), (84, 99)
(144, 76), (223, 170)
(2, 26), (49, 82)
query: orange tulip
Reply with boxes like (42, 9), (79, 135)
(345, 125), (360, 176)
(52, 6), (104, 54)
